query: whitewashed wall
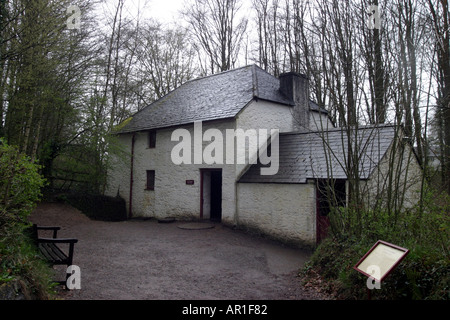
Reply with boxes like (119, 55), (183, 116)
(309, 111), (334, 131)
(361, 140), (423, 210)
(236, 100), (294, 133)
(236, 182), (317, 248)
(235, 100), (294, 178)
(131, 120), (237, 223)
(106, 99), (321, 246)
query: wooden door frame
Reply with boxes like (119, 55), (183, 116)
(200, 168), (223, 219)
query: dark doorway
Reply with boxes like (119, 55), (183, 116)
(210, 171), (222, 222)
(316, 179), (346, 244)
(200, 169), (222, 222)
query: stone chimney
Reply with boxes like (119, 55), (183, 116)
(279, 72), (310, 131)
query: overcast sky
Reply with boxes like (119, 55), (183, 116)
(119, 0), (253, 27)
(123, 0), (184, 24)
(148, 0), (183, 21)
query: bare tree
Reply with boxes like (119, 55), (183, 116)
(135, 20), (196, 103)
(361, 0), (388, 124)
(183, 0), (248, 74)
(426, 0), (450, 194)
(252, 0), (282, 76)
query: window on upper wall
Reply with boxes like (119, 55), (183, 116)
(148, 130), (156, 148)
(146, 170), (155, 190)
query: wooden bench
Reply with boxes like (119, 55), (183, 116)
(31, 224), (78, 286)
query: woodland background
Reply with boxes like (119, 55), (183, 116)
(0, 0), (449, 299)
(0, 0), (448, 195)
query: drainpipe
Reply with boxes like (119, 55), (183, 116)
(129, 132), (136, 219)
(200, 170), (204, 219)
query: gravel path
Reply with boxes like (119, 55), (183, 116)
(29, 202), (331, 300)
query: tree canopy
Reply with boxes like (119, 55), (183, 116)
(0, 0), (447, 195)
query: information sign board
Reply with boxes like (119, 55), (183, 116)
(353, 240), (409, 282)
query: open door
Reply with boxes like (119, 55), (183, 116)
(316, 184), (331, 244)
(316, 179), (346, 244)
(200, 169), (222, 222)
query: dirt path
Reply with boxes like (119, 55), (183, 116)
(29, 202), (331, 300)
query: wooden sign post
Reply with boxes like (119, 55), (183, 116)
(353, 240), (409, 299)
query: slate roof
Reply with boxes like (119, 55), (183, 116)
(238, 125), (397, 184)
(119, 64), (326, 133)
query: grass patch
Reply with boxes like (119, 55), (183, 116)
(0, 231), (57, 299)
(302, 189), (449, 300)
(303, 237), (449, 300)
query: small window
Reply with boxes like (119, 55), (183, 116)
(146, 170), (155, 190)
(148, 131), (156, 148)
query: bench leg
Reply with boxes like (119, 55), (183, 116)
(64, 243), (76, 290)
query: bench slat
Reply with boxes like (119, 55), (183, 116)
(31, 224), (78, 288)
(38, 244), (56, 261)
(38, 243), (68, 264)
(38, 243), (61, 263)
(49, 243), (68, 262)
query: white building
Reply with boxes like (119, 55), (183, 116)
(106, 65), (421, 248)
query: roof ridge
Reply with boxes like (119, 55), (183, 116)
(185, 64), (255, 85)
(279, 124), (398, 136)
(126, 65), (257, 120)
(119, 64), (310, 134)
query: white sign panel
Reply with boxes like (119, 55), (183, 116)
(354, 240), (409, 282)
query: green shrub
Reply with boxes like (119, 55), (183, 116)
(0, 139), (53, 299)
(306, 188), (449, 300)
(306, 237), (449, 300)
(0, 236), (56, 299)
(0, 140), (45, 232)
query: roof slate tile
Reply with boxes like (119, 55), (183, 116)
(119, 64), (325, 133)
(238, 125), (396, 183)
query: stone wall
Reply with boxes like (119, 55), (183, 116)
(0, 280), (31, 300)
(361, 138), (423, 210)
(107, 99), (297, 225)
(107, 120), (238, 224)
(236, 182), (317, 248)
(106, 98), (321, 245)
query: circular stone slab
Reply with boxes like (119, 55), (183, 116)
(177, 222), (215, 230)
